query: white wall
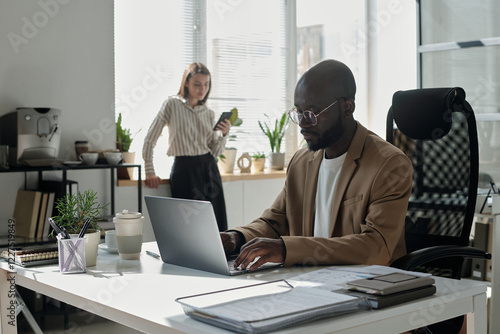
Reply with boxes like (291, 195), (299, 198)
(0, 0), (115, 234)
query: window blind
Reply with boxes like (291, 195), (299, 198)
(206, 0), (288, 156)
(115, 0), (287, 177)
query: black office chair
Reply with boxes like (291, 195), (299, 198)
(386, 87), (491, 334)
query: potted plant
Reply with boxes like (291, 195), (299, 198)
(116, 112), (132, 152)
(50, 189), (109, 267)
(251, 152), (266, 172)
(258, 111), (289, 170)
(116, 113), (138, 179)
(218, 108), (243, 174)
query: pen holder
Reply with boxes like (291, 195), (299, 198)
(58, 237), (86, 274)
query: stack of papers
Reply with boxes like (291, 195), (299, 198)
(176, 280), (363, 334)
(176, 266), (435, 333)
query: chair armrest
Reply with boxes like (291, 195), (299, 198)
(391, 245), (491, 271)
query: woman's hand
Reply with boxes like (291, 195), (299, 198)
(216, 119), (231, 136)
(145, 174), (162, 189)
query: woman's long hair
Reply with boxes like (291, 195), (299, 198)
(177, 62), (211, 105)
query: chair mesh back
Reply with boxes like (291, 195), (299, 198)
(387, 87), (479, 278)
(393, 112), (470, 239)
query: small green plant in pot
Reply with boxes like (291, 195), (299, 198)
(252, 152), (266, 159)
(258, 111), (288, 153)
(251, 152), (266, 172)
(50, 189), (109, 235)
(116, 113), (140, 179)
(116, 113), (133, 153)
(258, 111), (289, 170)
(218, 108), (243, 173)
(50, 189), (109, 267)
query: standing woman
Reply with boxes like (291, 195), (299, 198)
(142, 62), (231, 231)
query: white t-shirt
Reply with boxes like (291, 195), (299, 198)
(313, 152), (346, 237)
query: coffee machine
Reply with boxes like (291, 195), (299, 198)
(0, 107), (61, 166)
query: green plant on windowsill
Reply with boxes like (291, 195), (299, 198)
(251, 152), (266, 172)
(219, 107), (243, 163)
(252, 152), (266, 159)
(258, 111), (289, 153)
(49, 189), (109, 237)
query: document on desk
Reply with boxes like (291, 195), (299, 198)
(202, 286), (355, 321)
(288, 265), (431, 291)
(176, 280), (362, 334)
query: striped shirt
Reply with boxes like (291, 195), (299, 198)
(142, 96), (228, 176)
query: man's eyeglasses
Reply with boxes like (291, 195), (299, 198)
(287, 99), (341, 126)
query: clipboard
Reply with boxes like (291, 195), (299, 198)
(176, 280), (364, 334)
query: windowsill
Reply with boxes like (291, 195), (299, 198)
(117, 168), (287, 187)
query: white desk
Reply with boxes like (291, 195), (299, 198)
(0, 242), (488, 334)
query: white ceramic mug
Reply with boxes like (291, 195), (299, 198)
(113, 210), (144, 260)
(105, 152), (123, 165)
(79, 152), (98, 165)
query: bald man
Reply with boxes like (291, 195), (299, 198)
(221, 59), (413, 270)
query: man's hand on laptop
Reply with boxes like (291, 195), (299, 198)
(233, 237), (285, 271)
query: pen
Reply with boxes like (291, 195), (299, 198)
(490, 181), (499, 195)
(78, 218), (92, 238)
(480, 188), (491, 214)
(146, 250), (160, 259)
(49, 218), (69, 239)
(60, 226), (71, 239)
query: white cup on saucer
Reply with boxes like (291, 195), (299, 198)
(79, 152), (98, 165)
(105, 230), (118, 250)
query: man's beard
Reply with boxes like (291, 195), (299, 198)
(304, 121), (344, 152)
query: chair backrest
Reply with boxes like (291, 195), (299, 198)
(386, 87), (479, 277)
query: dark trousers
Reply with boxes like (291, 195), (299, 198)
(170, 153), (228, 231)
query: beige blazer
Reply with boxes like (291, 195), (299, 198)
(232, 123), (413, 267)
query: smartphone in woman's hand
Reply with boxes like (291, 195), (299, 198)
(213, 111), (233, 130)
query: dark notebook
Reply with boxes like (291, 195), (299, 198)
(339, 285), (436, 309)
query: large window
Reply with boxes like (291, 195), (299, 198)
(115, 0), (416, 179)
(115, 0), (287, 179)
(295, 0), (417, 138)
(296, 0), (369, 130)
(115, 0), (200, 179)
(418, 0), (500, 182)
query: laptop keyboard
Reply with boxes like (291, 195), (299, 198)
(227, 256), (282, 274)
(227, 258), (244, 273)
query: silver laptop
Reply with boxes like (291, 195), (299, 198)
(145, 195), (281, 276)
